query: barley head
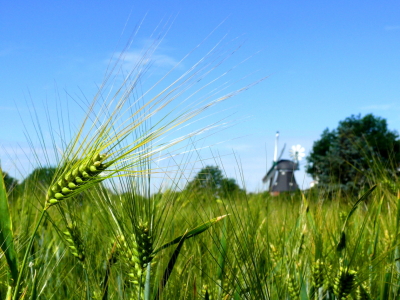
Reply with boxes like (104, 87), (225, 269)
(356, 282), (371, 300)
(287, 275), (300, 300)
(46, 153), (108, 209)
(115, 222), (154, 287)
(63, 222), (85, 262)
(269, 243), (280, 266)
(333, 267), (357, 299)
(312, 259), (326, 289)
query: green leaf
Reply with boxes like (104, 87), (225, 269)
(29, 270), (38, 300)
(0, 167), (19, 286)
(154, 231), (187, 300)
(336, 184), (376, 252)
(154, 215), (228, 253)
(346, 185), (377, 221)
(152, 215), (228, 299)
(217, 218), (227, 281)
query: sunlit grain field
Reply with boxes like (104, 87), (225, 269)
(2, 169), (400, 299)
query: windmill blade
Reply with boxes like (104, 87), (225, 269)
(262, 164), (277, 183)
(277, 143), (286, 161)
(289, 144), (306, 162)
(273, 131), (279, 162)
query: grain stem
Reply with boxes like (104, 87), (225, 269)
(12, 209), (46, 300)
(144, 262), (151, 300)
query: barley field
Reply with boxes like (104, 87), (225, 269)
(2, 167), (400, 299)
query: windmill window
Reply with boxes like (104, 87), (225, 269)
(289, 182), (293, 186)
(281, 171), (285, 175)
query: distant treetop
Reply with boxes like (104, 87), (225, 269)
(306, 114), (400, 192)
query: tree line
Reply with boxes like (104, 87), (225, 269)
(3, 113), (399, 197)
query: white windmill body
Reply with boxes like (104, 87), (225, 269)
(262, 134), (305, 195)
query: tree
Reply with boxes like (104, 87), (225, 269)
(21, 167), (57, 188)
(2, 171), (18, 192)
(185, 165), (243, 197)
(306, 114), (400, 192)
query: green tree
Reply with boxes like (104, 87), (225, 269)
(2, 171), (18, 193)
(306, 114), (400, 192)
(12, 166), (57, 200)
(185, 165), (243, 197)
(21, 166), (56, 188)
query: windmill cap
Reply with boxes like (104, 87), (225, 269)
(275, 159), (298, 170)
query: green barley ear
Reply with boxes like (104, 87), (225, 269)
(45, 153), (108, 209)
(115, 227), (154, 289)
(333, 267), (357, 299)
(287, 275), (300, 300)
(63, 222), (86, 262)
(312, 259), (325, 289)
(269, 243), (280, 267)
(356, 282), (371, 300)
(202, 285), (211, 300)
(134, 221), (154, 269)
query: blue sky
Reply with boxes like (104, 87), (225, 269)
(1, 1), (400, 191)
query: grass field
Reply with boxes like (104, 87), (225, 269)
(2, 165), (400, 299)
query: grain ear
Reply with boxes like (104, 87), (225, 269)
(45, 153), (108, 208)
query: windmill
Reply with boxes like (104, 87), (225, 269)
(262, 132), (305, 195)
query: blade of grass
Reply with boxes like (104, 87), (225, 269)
(29, 270), (38, 300)
(154, 215), (228, 253)
(337, 185), (377, 251)
(217, 218), (227, 282)
(0, 167), (19, 286)
(154, 231), (187, 300)
(13, 210), (46, 300)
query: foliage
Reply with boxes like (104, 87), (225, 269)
(306, 113), (400, 192)
(1, 172), (19, 202)
(3, 172), (18, 192)
(185, 165), (243, 198)
(20, 166), (56, 188)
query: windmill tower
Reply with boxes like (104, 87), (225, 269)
(262, 132), (305, 195)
